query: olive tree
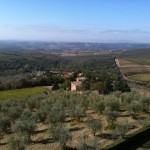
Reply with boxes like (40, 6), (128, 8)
(77, 134), (88, 150)
(50, 123), (71, 150)
(69, 104), (86, 121)
(114, 120), (130, 139)
(90, 138), (101, 150)
(7, 106), (22, 123)
(47, 104), (65, 125)
(0, 116), (11, 133)
(127, 102), (142, 119)
(9, 133), (28, 150)
(104, 109), (118, 127)
(86, 118), (102, 136)
(140, 96), (150, 113)
(14, 119), (36, 142)
(92, 101), (105, 114)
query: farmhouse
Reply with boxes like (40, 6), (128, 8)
(71, 76), (86, 91)
(76, 77), (86, 82)
(71, 81), (82, 91)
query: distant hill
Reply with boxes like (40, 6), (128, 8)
(1, 41), (150, 52)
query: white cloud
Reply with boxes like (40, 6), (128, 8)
(0, 25), (150, 42)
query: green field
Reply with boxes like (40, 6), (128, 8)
(118, 59), (150, 81)
(118, 59), (138, 66)
(128, 58), (150, 66)
(127, 73), (150, 82)
(120, 67), (150, 76)
(0, 87), (47, 100)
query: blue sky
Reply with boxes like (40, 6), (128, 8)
(0, 0), (150, 42)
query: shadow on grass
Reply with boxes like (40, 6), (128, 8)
(0, 142), (7, 146)
(34, 137), (55, 144)
(70, 127), (84, 132)
(96, 133), (114, 140)
(34, 128), (48, 134)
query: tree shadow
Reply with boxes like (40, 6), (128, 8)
(0, 142), (7, 146)
(86, 111), (96, 115)
(70, 127), (84, 132)
(118, 113), (130, 117)
(96, 133), (114, 140)
(34, 128), (48, 134)
(65, 118), (72, 123)
(138, 116), (148, 120)
(34, 137), (55, 144)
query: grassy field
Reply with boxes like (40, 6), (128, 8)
(118, 59), (138, 66)
(0, 87), (47, 100)
(118, 58), (150, 66)
(120, 67), (150, 76)
(127, 73), (150, 82)
(118, 58), (150, 78)
(128, 58), (150, 66)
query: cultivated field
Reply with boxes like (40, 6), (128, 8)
(127, 74), (150, 82)
(116, 59), (150, 82)
(120, 67), (150, 76)
(0, 87), (47, 100)
(117, 59), (138, 66)
(128, 58), (150, 66)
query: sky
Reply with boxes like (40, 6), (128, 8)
(0, 0), (150, 42)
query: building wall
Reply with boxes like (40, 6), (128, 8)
(71, 82), (77, 91)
